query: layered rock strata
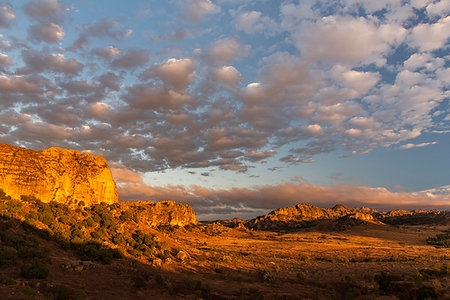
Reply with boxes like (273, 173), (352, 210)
(0, 143), (118, 206)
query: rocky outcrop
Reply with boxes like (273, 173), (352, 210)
(245, 203), (449, 230)
(0, 143), (118, 206)
(121, 200), (196, 227)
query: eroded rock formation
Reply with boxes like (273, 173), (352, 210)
(0, 143), (118, 206)
(245, 203), (449, 230)
(120, 200), (196, 226)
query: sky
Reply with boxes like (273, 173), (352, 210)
(0, 0), (449, 220)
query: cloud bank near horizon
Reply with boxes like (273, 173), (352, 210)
(112, 166), (450, 220)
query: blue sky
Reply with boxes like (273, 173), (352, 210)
(0, 0), (449, 219)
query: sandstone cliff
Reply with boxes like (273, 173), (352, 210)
(120, 200), (196, 227)
(0, 143), (118, 206)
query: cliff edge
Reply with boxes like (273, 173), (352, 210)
(0, 143), (118, 206)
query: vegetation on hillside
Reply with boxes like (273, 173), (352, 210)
(0, 189), (170, 265)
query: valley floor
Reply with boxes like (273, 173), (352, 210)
(1, 221), (448, 299)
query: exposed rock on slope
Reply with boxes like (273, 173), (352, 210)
(120, 200), (196, 226)
(245, 203), (448, 230)
(0, 143), (118, 206)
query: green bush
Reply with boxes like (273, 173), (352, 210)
(21, 258), (49, 279)
(374, 271), (394, 294)
(51, 284), (74, 300)
(0, 246), (18, 268)
(427, 231), (450, 248)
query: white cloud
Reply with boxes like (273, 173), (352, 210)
(213, 65), (242, 86)
(294, 16), (408, 65)
(400, 141), (438, 149)
(235, 11), (262, 34)
(208, 37), (250, 62)
(91, 46), (121, 59)
(146, 58), (196, 90)
(426, 0), (450, 18)
(184, 0), (219, 22)
(28, 22), (64, 43)
(409, 16), (450, 51)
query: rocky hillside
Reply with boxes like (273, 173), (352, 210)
(0, 143), (197, 227)
(245, 203), (449, 230)
(0, 143), (118, 206)
(120, 201), (196, 227)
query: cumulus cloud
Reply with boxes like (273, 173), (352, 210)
(208, 37), (250, 62)
(71, 18), (132, 49)
(293, 15), (407, 65)
(23, 0), (66, 22)
(409, 16), (450, 51)
(184, 0), (219, 23)
(124, 83), (194, 109)
(20, 50), (82, 75)
(234, 11), (277, 35)
(141, 58), (196, 90)
(91, 46), (121, 59)
(28, 22), (64, 43)
(0, 5), (15, 28)
(110, 48), (150, 69)
(213, 65), (242, 86)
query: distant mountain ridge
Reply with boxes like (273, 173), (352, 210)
(244, 203), (449, 230)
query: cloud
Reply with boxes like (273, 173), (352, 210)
(110, 162), (144, 185)
(409, 16), (450, 51)
(20, 50), (82, 75)
(400, 141), (438, 149)
(91, 46), (121, 59)
(208, 37), (250, 62)
(141, 58), (196, 90)
(28, 22), (64, 43)
(293, 15), (407, 65)
(124, 83), (194, 109)
(0, 75), (44, 94)
(213, 65), (242, 86)
(0, 5), (15, 28)
(110, 48), (150, 69)
(0, 53), (11, 70)
(425, 0), (450, 18)
(118, 182), (450, 219)
(279, 155), (314, 164)
(184, 0), (219, 23)
(71, 18), (132, 49)
(23, 0), (66, 22)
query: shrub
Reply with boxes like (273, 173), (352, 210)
(51, 284), (74, 300)
(374, 271), (394, 294)
(21, 258), (49, 279)
(427, 231), (450, 248)
(0, 246), (18, 268)
(297, 271), (307, 281)
(133, 276), (147, 290)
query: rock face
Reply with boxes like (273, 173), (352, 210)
(0, 143), (118, 206)
(245, 203), (449, 230)
(121, 200), (196, 227)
